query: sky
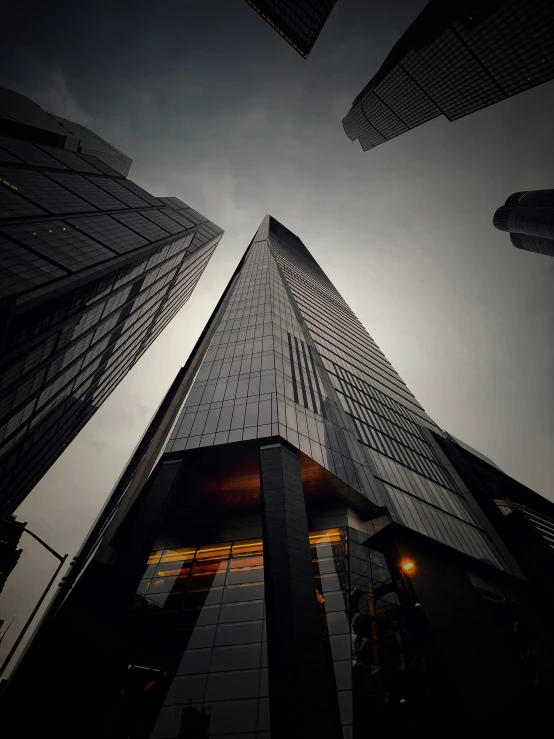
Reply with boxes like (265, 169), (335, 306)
(0, 0), (553, 671)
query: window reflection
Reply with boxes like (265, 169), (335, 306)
(120, 536), (267, 738)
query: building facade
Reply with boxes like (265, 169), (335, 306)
(343, 0), (554, 152)
(3, 216), (553, 736)
(436, 432), (554, 615)
(0, 91), (223, 516)
(244, 0), (337, 58)
(0, 86), (133, 176)
(493, 189), (554, 256)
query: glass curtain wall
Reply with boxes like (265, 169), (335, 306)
(166, 215), (502, 566)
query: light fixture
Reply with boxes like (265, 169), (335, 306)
(400, 558), (416, 574)
(400, 698), (406, 704)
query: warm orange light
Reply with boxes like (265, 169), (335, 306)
(401, 559), (416, 574)
(309, 529), (343, 544)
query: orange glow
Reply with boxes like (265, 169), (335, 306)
(232, 539), (263, 556)
(400, 559), (416, 574)
(196, 544), (232, 559)
(229, 556), (264, 570)
(309, 529), (343, 544)
(157, 568), (186, 578)
(161, 547), (196, 563)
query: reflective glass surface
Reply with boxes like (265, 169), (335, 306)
(343, 0), (554, 151)
(166, 215), (500, 565)
(122, 537), (269, 739)
(311, 527), (457, 732)
(0, 137), (222, 514)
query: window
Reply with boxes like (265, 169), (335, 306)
(1, 221), (116, 271)
(66, 215), (149, 253)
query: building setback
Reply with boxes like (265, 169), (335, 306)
(435, 432), (554, 614)
(0, 88), (223, 517)
(244, 0), (337, 58)
(343, 0), (554, 152)
(493, 189), (554, 256)
(0, 86), (133, 176)
(3, 215), (553, 736)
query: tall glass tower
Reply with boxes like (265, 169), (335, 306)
(5, 216), (553, 736)
(0, 88), (223, 516)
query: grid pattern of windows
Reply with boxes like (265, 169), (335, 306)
(66, 215), (149, 253)
(0, 136), (70, 169)
(127, 537), (269, 738)
(0, 181), (46, 218)
(37, 146), (103, 174)
(46, 171), (126, 210)
(160, 208), (195, 230)
(88, 176), (150, 207)
(118, 179), (162, 206)
(141, 208), (188, 235)
(310, 527), (458, 731)
(0, 234), (67, 297)
(78, 153), (123, 177)
(166, 215), (502, 566)
(0, 140), (222, 514)
(343, 0), (554, 151)
(159, 197), (189, 210)
(0, 221), (116, 272)
(111, 211), (170, 242)
(0, 168), (95, 214)
(244, 0), (337, 57)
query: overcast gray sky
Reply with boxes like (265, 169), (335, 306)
(1, 0), (553, 671)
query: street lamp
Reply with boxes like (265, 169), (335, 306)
(0, 517), (68, 679)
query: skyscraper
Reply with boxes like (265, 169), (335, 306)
(343, 0), (554, 152)
(244, 0), (337, 58)
(0, 88), (223, 516)
(6, 215), (553, 736)
(493, 189), (554, 257)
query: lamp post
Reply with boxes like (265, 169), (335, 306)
(0, 517), (68, 679)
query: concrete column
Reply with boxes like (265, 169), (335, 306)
(259, 443), (342, 738)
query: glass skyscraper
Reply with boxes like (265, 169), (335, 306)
(7, 215), (553, 736)
(0, 88), (223, 516)
(493, 189), (554, 257)
(343, 0), (554, 152)
(244, 0), (337, 58)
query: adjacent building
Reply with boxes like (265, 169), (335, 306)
(0, 86), (132, 176)
(0, 87), (223, 517)
(343, 0), (554, 152)
(244, 0), (337, 58)
(435, 432), (554, 614)
(5, 215), (553, 736)
(493, 189), (554, 257)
